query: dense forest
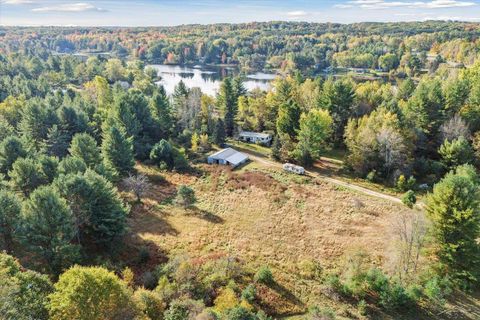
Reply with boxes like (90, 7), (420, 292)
(1, 21), (480, 319)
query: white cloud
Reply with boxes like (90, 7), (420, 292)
(32, 2), (107, 13)
(335, 0), (476, 10)
(287, 10), (308, 17)
(1, 0), (35, 4)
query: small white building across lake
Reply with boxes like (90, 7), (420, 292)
(207, 148), (249, 168)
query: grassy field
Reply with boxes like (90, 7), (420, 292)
(121, 159), (428, 318)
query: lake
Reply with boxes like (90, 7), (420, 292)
(148, 64), (276, 96)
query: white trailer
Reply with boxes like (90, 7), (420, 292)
(283, 163), (305, 175)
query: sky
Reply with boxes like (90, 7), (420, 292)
(0, 0), (479, 26)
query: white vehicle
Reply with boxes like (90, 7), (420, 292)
(283, 163), (305, 175)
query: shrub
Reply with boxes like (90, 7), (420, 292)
(407, 176), (417, 190)
(357, 299), (368, 316)
(402, 190), (416, 208)
(366, 170), (376, 182)
(254, 266), (273, 285)
(214, 287), (238, 313)
(298, 259), (322, 280)
(141, 271), (158, 290)
(423, 276), (452, 306)
(225, 306), (256, 320)
(137, 246), (150, 264)
(378, 282), (411, 311)
(150, 140), (189, 171)
(133, 288), (165, 320)
(176, 185), (196, 208)
(241, 284), (256, 303)
(396, 174), (407, 191)
(150, 139), (174, 168)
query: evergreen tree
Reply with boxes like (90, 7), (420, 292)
(55, 170), (128, 249)
(101, 124), (135, 177)
(425, 165), (480, 287)
(318, 78), (355, 145)
(0, 190), (21, 253)
(0, 116), (14, 142)
(212, 119), (226, 146)
(57, 105), (89, 139)
(276, 94), (301, 140)
(9, 158), (47, 196)
(44, 125), (70, 158)
(218, 77), (237, 136)
(69, 133), (101, 168)
(150, 139), (174, 169)
(271, 135), (282, 161)
(21, 186), (79, 274)
(58, 156), (87, 176)
(150, 86), (173, 139)
(0, 135), (27, 174)
(176, 185), (196, 208)
(19, 101), (58, 151)
(404, 78), (445, 140)
(38, 155), (59, 184)
(439, 136), (475, 171)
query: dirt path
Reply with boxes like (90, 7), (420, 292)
(242, 151), (403, 205)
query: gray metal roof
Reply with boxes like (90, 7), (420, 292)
(208, 148), (249, 165)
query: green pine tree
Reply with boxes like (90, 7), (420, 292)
(425, 165), (480, 287)
(101, 124), (135, 177)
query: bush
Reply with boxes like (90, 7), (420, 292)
(137, 246), (150, 264)
(357, 299), (368, 316)
(176, 185), (196, 208)
(225, 306), (256, 320)
(402, 190), (416, 208)
(397, 175), (416, 191)
(241, 284), (256, 303)
(378, 282), (411, 311)
(396, 174), (407, 191)
(254, 266), (273, 285)
(423, 276), (452, 306)
(366, 170), (376, 182)
(141, 271), (158, 290)
(133, 288), (165, 320)
(150, 140), (189, 171)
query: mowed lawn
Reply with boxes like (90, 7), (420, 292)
(124, 161), (411, 316)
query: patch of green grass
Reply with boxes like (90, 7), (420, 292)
(228, 139), (271, 157)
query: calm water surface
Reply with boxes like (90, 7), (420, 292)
(149, 64), (276, 96)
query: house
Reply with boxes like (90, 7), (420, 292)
(238, 131), (272, 145)
(207, 148), (249, 168)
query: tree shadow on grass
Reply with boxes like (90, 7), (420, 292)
(269, 281), (305, 308)
(185, 206), (225, 224)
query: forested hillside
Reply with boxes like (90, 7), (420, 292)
(1, 21), (480, 319)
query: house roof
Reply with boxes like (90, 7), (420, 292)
(239, 131), (271, 139)
(208, 148), (249, 165)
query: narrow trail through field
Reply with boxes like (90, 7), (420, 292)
(240, 150), (403, 205)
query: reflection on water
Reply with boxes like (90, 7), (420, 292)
(149, 64), (276, 96)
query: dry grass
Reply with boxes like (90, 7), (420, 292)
(121, 162), (419, 317)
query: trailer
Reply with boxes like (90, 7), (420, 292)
(283, 163), (305, 175)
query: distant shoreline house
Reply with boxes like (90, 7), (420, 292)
(238, 131), (272, 145)
(207, 148), (249, 168)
